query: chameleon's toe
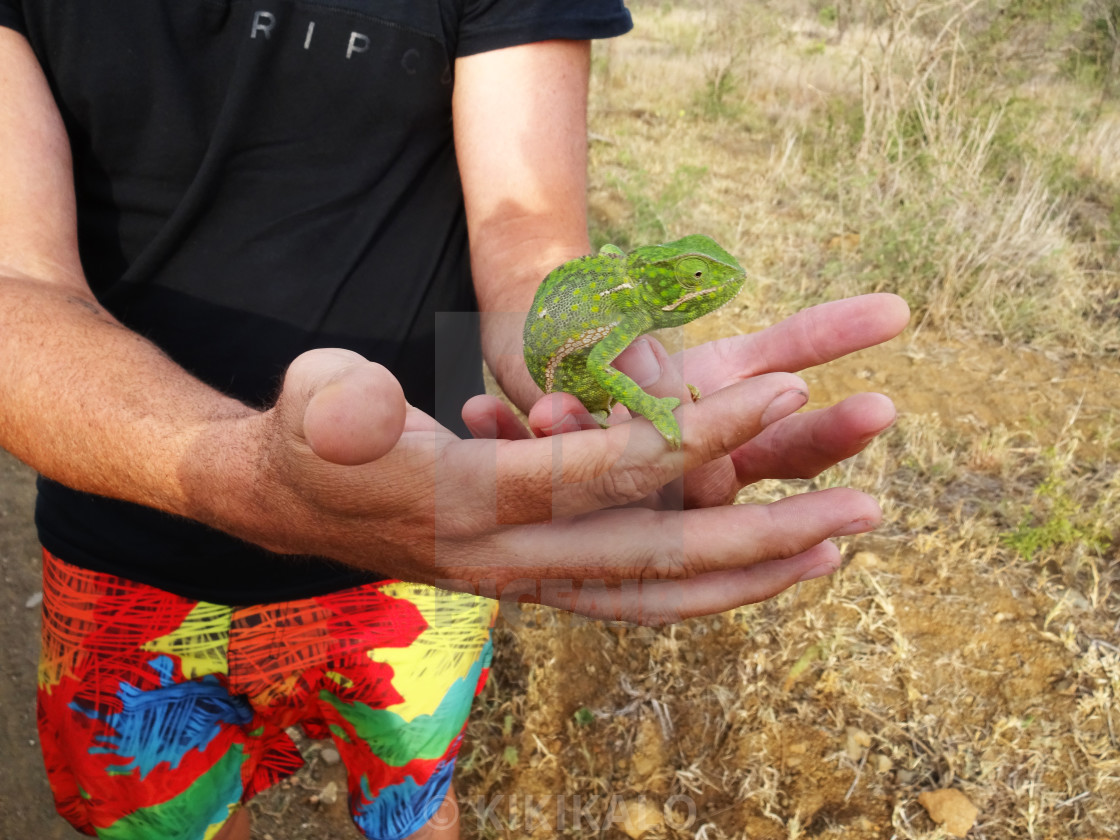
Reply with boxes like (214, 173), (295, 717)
(687, 383), (702, 402)
(589, 409), (612, 429)
(648, 396), (683, 449)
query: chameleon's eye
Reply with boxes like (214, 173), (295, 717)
(677, 257), (708, 286)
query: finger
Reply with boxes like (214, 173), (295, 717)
(611, 336), (689, 401)
(730, 392), (896, 487)
(479, 372), (809, 523)
(469, 486), (879, 587)
(681, 293), (910, 394)
(680, 392), (896, 509)
(283, 349), (407, 465)
(527, 391), (611, 438)
(462, 394), (533, 441)
(679, 388), (812, 509)
(541, 542), (842, 625)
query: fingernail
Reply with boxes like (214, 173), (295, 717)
(470, 414), (498, 440)
(797, 559), (839, 582)
(627, 339), (663, 388)
(760, 389), (808, 428)
(830, 517), (876, 538)
(543, 415), (584, 436)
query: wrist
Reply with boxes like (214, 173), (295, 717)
(177, 409), (291, 552)
(476, 247), (589, 414)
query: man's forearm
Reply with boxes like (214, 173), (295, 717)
(475, 238), (589, 412)
(454, 40), (594, 413)
(0, 273), (257, 527)
(0, 27), (258, 531)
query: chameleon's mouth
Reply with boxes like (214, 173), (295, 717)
(660, 286), (724, 312)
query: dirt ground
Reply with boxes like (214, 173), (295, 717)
(2, 326), (1117, 839)
(0, 451), (73, 839)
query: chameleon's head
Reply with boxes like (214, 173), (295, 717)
(629, 234), (746, 327)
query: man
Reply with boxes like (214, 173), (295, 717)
(0, 0), (908, 837)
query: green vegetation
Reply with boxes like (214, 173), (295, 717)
(1003, 455), (1114, 561)
(572, 707), (596, 727)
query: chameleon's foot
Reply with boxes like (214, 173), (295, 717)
(589, 409), (612, 429)
(643, 396), (682, 449)
(687, 383), (702, 402)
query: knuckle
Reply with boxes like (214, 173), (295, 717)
(591, 460), (661, 509)
(630, 518), (689, 581)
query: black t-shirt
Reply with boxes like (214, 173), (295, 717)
(0, 0), (631, 603)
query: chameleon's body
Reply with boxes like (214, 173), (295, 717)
(523, 234), (746, 448)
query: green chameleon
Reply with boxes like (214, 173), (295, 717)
(523, 234), (746, 449)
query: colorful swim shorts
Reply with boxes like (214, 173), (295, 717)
(36, 549), (498, 840)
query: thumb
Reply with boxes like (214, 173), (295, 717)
(280, 349), (407, 465)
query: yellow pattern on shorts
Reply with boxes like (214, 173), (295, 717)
(368, 582), (497, 722)
(140, 601), (232, 680)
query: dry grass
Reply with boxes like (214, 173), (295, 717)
(588, 1), (1120, 352)
(456, 3), (1120, 839)
(458, 381), (1120, 838)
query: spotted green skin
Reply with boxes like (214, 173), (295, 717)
(523, 234), (746, 448)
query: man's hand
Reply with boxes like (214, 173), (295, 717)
(458, 292), (908, 620)
(467, 293), (905, 498)
(210, 294), (903, 626)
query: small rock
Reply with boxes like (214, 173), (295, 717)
(318, 781), (339, 806)
(1059, 588), (1091, 612)
(845, 726), (871, 760)
(918, 788), (978, 837)
(25, 591), (42, 609)
(630, 718), (666, 778)
(876, 754), (893, 773)
(618, 798), (663, 839)
(320, 747), (341, 766)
